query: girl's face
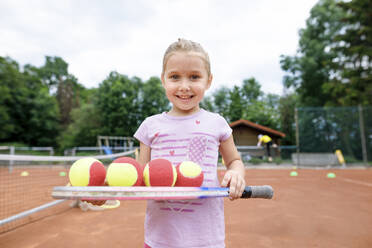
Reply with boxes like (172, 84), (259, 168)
(161, 52), (212, 116)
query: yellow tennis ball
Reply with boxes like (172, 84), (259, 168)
(107, 157), (142, 186)
(143, 158), (177, 186)
(69, 158), (106, 186)
(175, 161), (204, 187)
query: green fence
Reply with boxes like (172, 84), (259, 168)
(296, 106), (372, 165)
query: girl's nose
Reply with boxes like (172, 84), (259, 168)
(179, 80), (190, 91)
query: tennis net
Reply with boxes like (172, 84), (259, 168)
(0, 150), (135, 233)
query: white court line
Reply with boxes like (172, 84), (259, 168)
(247, 177), (320, 181)
(245, 177), (372, 187)
(339, 178), (372, 188)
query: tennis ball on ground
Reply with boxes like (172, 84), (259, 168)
(175, 161), (204, 187)
(327, 172), (336, 178)
(106, 157), (143, 186)
(20, 171), (29, 177)
(143, 158), (177, 186)
(69, 158), (106, 186)
(290, 171), (298, 177)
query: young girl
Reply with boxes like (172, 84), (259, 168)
(134, 38), (246, 248)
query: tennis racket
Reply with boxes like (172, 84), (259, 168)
(52, 185), (273, 201)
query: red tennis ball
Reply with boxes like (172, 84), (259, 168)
(143, 158), (177, 186)
(175, 161), (204, 187)
(107, 157), (143, 186)
(69, 158), (106, 186)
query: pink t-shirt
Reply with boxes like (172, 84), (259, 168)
(134, 109), (232, 248)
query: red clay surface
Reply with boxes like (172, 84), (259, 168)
(1, 168), (372, 247)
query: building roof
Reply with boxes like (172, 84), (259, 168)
(229, 119), (286, 138)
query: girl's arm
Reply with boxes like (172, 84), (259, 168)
(137, 142), (151, 167)
(219, 135), (246, 200)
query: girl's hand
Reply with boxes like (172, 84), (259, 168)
(221, 170), (246, 200)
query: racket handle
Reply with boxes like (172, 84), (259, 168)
(241, 185), (273, 199)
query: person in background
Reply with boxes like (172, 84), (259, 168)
(257, 134), (276, 162)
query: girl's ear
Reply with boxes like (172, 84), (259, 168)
(161, 73), (165, 86)
(206, 74), (213, 90)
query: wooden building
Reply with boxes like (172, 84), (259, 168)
(229, 119), (286, 157)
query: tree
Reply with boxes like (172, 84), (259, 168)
(209, 86), (231, 119)
(241, 77), (262, 104)
(95, 72), (143, 137)
(0, 57), (18, 139)
(280, 0), (346, 106)
(243, 94), (280, 130)
(38, 56), (69, 90)
(0, 56), (60, 146)
(38, 56), (83, 127)
(56, 76), (81, 127)
(228, 86), (244, 122)
(58, 103), (101, 150)
(202, 78), (281, 130)
(138, 77), (170, 124)
(278, 93), (299, 145)
(324, 0), (372, 105)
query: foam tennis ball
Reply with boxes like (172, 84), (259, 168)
(143, 158), (177, 186)
(175, 161), (204, 187)
(20, 171), (29, 177)
(106, 156), (143, 186)
(290, 171), (298, 177)
(327, 172), (336, 178)
(69, 158), (106, 186)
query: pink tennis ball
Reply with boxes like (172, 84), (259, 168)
(143, 158), (177, 186)
(69, 158), (106, 186)
(175, 161), (204, 187)
(107, 157), (143, 186)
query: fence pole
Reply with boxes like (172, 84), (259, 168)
(358, 105), (368, 165)
(295, 108), (300, 166)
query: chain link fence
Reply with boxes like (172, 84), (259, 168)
(295, 106), (372, 165)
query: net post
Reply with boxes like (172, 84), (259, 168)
(9, 146), (15, 173)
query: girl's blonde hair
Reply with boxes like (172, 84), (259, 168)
(162, 38), (211, 76)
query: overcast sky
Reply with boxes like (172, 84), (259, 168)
(0, 0), (319, 95)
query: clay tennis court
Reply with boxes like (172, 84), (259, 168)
(1, 167), (372, 247)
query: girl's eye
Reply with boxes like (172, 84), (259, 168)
(170, 74), (179, 80)
(190, 75), (200, 80)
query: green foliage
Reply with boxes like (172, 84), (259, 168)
(279, 93), (299, 145)
(57, 103), (101, 150)
(203, 77), (280, 130)
(280, 0), (346, 106)
(94, 72), (170, 138)
(139, 77), (170, 121)
(0, 57), (18, 139)
(281, 0), (371, 107)
(273, 157), (282, 165)
(229, 86), (244, 121)
(95, 72), (142, 137)
(38, 56), (87, 127)
(324, 0), (372, 106)
(247, 157), (263, 165)
(0, 55), (291, 150)
(0, 56), (60, 146)
(38, 56), (69, 89)
(209, 86), (231, 117)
